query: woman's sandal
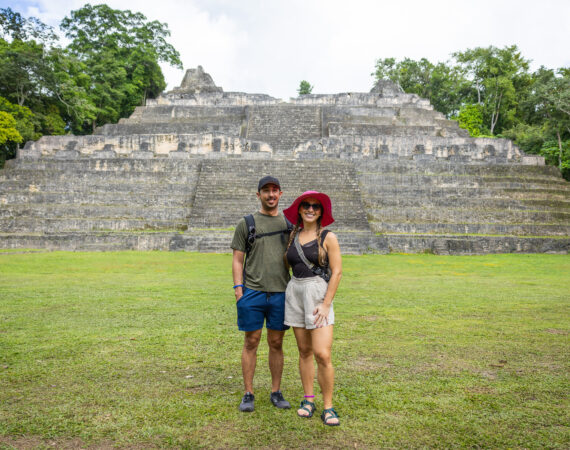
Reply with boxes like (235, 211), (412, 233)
(321, 407), (340, 426)
(297, 399), (316, 418)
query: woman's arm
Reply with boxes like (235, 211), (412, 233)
(313, 231), (342, 327)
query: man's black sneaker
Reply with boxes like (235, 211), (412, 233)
(239, 392), (255, 412)
(270, 390), (291, 409)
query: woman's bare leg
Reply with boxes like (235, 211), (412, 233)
(293, 327), (315, 416)
(311, 325), (338, 424)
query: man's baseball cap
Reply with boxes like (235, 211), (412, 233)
(258, 175), (281, 191)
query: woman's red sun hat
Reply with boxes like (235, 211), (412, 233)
(283, 191), (334, 227)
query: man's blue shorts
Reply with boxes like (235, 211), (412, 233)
(236, 287), (289, 332)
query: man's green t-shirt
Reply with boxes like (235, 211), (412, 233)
(231, 212), (291, 292)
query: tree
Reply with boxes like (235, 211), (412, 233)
(501, 66), (570, 179)
(0, 8), (84, 138)
(0, 110), (22, 166)
(0, 7), (57, 43)
(528, 68), (570, 174)
(0, 96), (39, 144)
(453, 45), (531, 135)
(60, 4), (182, 133)
(298, 80), (313, 95)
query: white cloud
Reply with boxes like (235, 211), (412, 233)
(6, 0), (570, 99)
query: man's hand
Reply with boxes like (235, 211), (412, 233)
(235, 286), (243, 302)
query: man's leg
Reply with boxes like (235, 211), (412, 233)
(266, 329), (285, 392)
(267, 328), (291, 409)
(265, 291), (291, 408)
(242, 329), (262, 393)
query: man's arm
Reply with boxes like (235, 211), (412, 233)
(232, 249), (245, 302)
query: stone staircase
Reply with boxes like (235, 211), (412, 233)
(356, 159), (570, 253)
(188, 159), (372, 253)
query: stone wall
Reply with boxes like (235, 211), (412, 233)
(1, 67), (568, 254)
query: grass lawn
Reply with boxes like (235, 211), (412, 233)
(0, 252), (568, 448)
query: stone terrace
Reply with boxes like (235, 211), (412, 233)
(0, 66), (568, 254)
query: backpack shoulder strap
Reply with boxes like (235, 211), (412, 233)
(284, 215), (294, 233)
(244, 214), (256, 255)
(242, 214), (256, 284)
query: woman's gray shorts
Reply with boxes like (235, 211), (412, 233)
(284, 276), (334, 329)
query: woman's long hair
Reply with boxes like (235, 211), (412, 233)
(284, 213), (327, 268)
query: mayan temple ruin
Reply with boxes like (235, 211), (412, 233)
(0, 66), (569, 254)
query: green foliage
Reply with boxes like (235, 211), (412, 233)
(0, 7), (57, 44)
(500, 67), (570, 179)
(298, 80), (313, 95)
(0, 34), (51, 107)
(0, 96), (38, 165)
(0, 8), (86, 141)
(528, 67), (570, 124)
(501, 123), (546, 154)
(539, 139), (570, 179)
(0, 111), (21, 144)
(0, 96), (39, 142)
(60, 3), (182, 133)
(453, 45), (531, 135)
(454, 103), (486, 137)
(0, 110), (22, 166)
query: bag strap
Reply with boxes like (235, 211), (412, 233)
(294, 233), (330, 282)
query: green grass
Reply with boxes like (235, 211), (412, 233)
(0, 252), (568, 448)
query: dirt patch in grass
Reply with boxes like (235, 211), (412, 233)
(464, 386), (498, 394)
(350, 356), (395, 371)
(184, 384), (212, 393)
(545, 328), (568, 335)
(479, 370), (498, 380)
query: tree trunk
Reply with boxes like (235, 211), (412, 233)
(476, 80), (481, 104)
(490, 91), (503, 135)
(557, 130), (562, 169)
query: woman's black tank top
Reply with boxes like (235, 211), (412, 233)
(286, 230), (329, 278)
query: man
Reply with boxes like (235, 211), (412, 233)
(231, 176), (292, 412)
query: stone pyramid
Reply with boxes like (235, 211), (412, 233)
(1, 66), (568, 254)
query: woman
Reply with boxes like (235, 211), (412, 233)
(283, 191), (342, 426)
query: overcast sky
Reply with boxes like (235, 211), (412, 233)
(5, 0), (570, 100)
